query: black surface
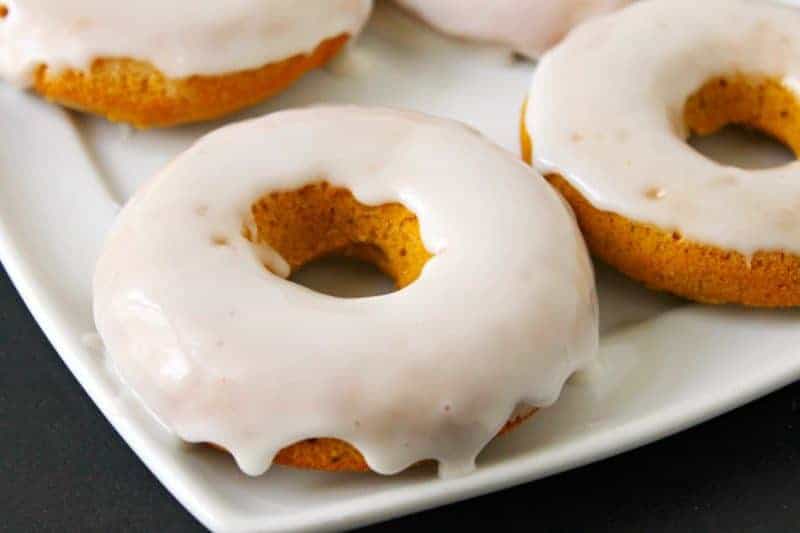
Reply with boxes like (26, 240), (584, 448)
(1, 264), (798, 533)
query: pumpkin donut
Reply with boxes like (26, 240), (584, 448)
(0, 1), (372, 127)
(522, 0), (800, 307)
(93, 107), (598, 476)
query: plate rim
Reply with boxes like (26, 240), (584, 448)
(3, 214), (800, 532)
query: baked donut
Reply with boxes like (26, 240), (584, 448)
(394, 0), (630, 59)
(0, 1), (372, 127)
(522, 0), (800, 307)
(93, 106), (598, 476)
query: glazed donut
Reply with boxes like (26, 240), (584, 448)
(0, 1), (372, 127)
(394, 0), (630, 59)
(93, 106), (598, 476)
(522, 0), (800, 307)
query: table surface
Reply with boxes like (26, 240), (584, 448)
(2, 265), (799, 533)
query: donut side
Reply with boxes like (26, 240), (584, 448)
(252, 407), (537, 472)
(32, 34), (349, 128)
(521, 99), (800, 307)
(545, 174), (800, 307)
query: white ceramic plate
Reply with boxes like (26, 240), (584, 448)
(1, 4), (799, 532)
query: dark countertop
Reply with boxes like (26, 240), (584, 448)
(2, 265), (798, 533)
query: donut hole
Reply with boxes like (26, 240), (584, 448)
(0, 5), (8, 18)
(247, 182), (433, 296)
(688, 125), (795, 170)
(684, 75), (799, 169)
(290, 254), (396, 298)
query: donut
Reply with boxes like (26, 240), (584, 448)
(93, 106), (598, 476)
(522, 0), (800, 307)
(394, 0), (631, 59)
(0, 1), (372, 127)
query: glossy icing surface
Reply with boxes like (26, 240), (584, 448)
(93, 107), (598, 477)
(394, 0), (630, 58)
(0, 0), (372, 85)
(525, 0), (800, 255)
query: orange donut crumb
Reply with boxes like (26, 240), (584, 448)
(248, 182), (433, 288)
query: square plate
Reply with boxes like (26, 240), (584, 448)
(1, 4), (799, 532)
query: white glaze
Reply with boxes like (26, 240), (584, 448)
(0, 0), (372, 86)
(525, 0), (800, 256)
(93, 106), (598, 478)
(394, 0), (631, 59)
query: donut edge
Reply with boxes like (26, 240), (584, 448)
(32, 34), (350, 128)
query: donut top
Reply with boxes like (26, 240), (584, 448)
(0, 0), (372, 86)
(526, 0), (800, 256)
(93, 107), (598, 477)
(394, 0), (631, 59)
